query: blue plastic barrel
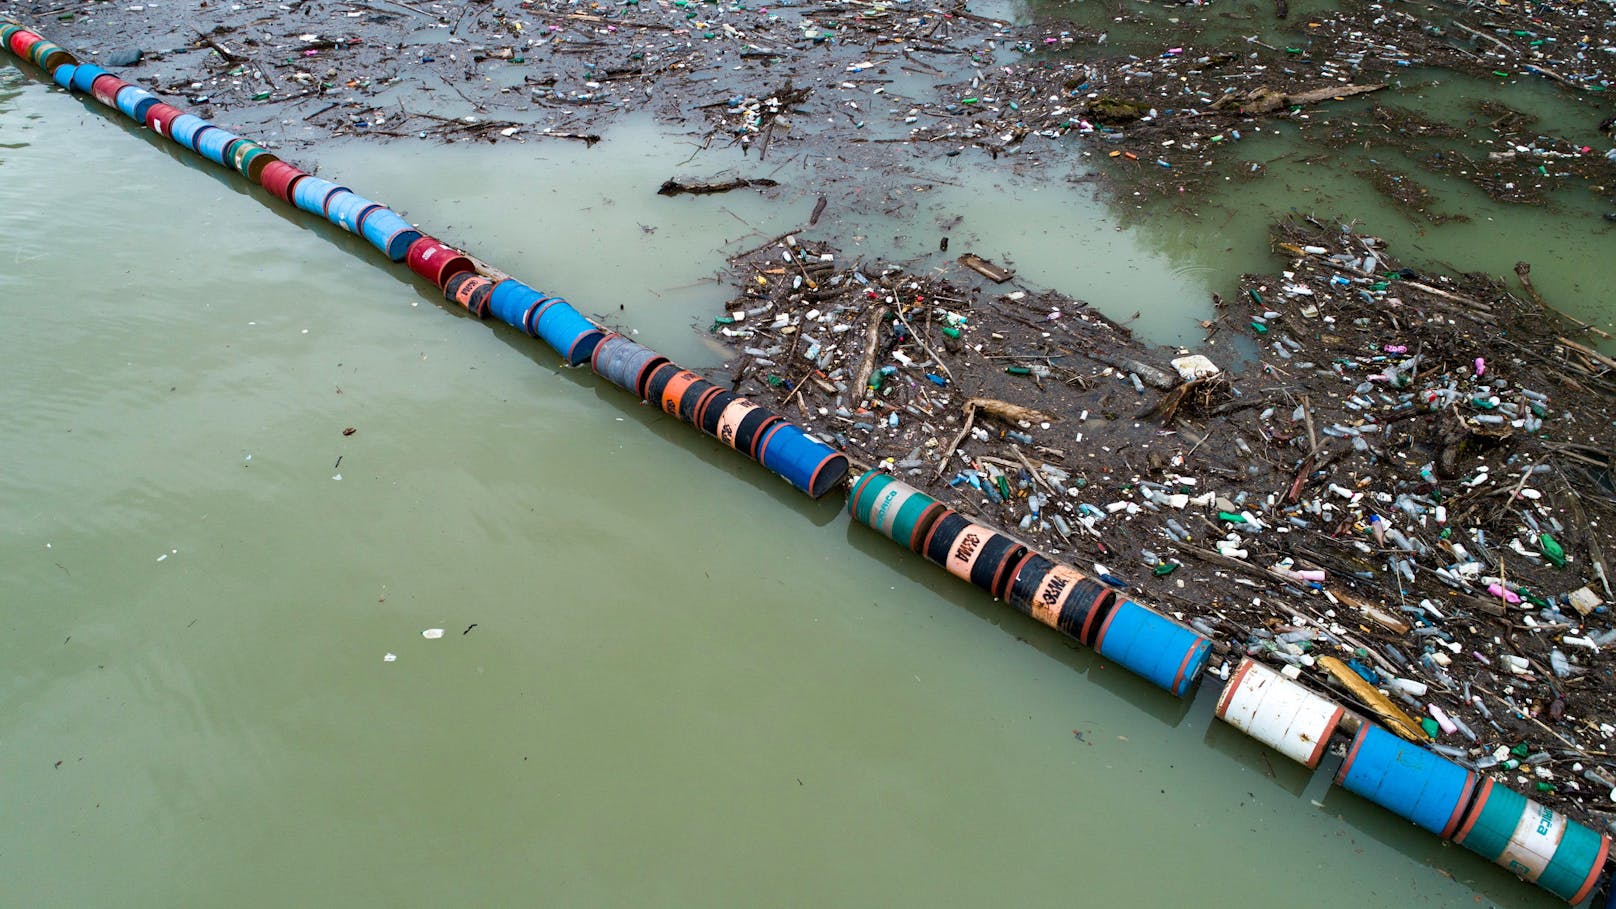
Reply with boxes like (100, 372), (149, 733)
(533, 300), (598, 361)
(357, 209), (421, 261)
(68, 63), (107, 94)
(487, 280), (544, 331)
(167, 115), (214, 152)
(563, 329), (607, 366)
(113, 85), (159, 123)
(51, 63), (75, 90)
(1335, 722), (1476, 839)
(195, 127), (243, 165)
(1455, 778), (1610, 903)
(754, 421), (849, 499)
(1090, 599), (1210, 696)
(291, 177), (349, 217)
(325, 191), (380, 234)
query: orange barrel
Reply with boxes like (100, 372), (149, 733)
(144, 102), (184, 138)
(658, 370), (711, 420)
(1336, 722), (1477, 840)
(1090, 599), (1212, 696)
(643, 363), (681, 410)
(258, 161), (307, 202)
(406, 237), (474, 289)
(1454, 778), (1610, 903)
(69, 62), (107, 94)
(922, 514), (1025, 598)
(443, 272), (494, 319)
(1214, 658), (1344, 768)
(1004, 554), (1115, 643)
(591, 334), (668, 399)
(90, 73), (126, 107)
(716, 400), (780, 459)
(847, 471), (946, 553)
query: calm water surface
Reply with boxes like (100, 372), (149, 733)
(0, 57), (1586, 908)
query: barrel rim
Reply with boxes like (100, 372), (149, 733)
(1453, 777), (1497, 847)
(982, 539), (1027, 599)
(564, 328), (606, 366)
(847, 468), (881, 518)
(1566, 834), (1610, 904)
(1075, 584), (1116, 646)
(742, 414), (783, 460)
(687, 385), (723, 427)
(1214, 657), (1259, 720)
(527, 298), (564, 337)
(632, 355), (671, 399)
(697, 388), (740, 436)
(803, 451), (850, 499)
(846, 465), (885, 517)
(1307, 704), (1345, 768)
(921, 509), (969, 566)
(752, 420), (786, 461)
(243, 151), (278, 183)
(1169, 637), (1212, 698)
(641, 361), (680, 403)
(1334, 722), (1372, 785)
(589, 331), (626, 372)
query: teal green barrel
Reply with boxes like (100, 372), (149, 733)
(848, 471), (946, 553)
(1455, 778), (1610, 903)
(1334, 722), (1475, 839)
(1089, 598), (1210, 696)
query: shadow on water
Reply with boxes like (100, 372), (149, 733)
(840, 518), (1201, 727)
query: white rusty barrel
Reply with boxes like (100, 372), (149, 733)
(1214, 657), (1345, 768)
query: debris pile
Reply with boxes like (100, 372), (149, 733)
(713, 216), (1616, 832)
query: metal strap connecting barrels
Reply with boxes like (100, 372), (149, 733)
(1216, 658), (1611, 903)
(847, 470), (1213, 697)
(0, 21), (849, 500)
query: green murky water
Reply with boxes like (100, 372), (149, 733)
(0, 42), (1599, 909)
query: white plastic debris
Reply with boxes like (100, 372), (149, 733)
(1170, 354), (1221, 382)
(422, 628), (445, 639)
(383, 653), (397, 662)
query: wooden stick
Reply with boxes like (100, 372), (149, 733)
(934, 402), (976, 479)
(891, 306), (954, 384)
(1009, 444), (1059, 496)
(851, 306), (887, 398)
(1558, 336), (1616, 371)
(1301, 394), (1320, 458)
